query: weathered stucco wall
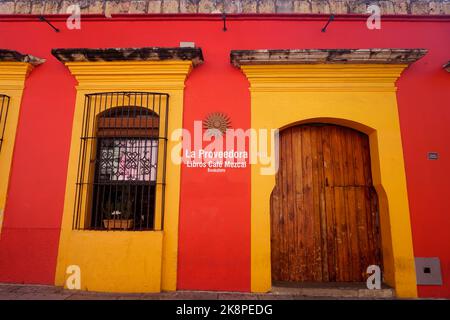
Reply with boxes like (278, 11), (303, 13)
(0, 0), (449, 15)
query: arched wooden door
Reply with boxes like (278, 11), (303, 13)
(271, 124), (382, 283)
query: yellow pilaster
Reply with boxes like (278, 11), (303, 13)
(0, 62), (34, 234)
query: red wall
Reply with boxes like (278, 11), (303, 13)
(0, 16), (448, 297)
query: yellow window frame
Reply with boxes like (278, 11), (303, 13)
(55, 60), (194, 293)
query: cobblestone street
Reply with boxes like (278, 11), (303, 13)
(0, 283), (397, 300)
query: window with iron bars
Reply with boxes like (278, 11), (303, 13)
(0, 94), (11, 152)
(73, 92), (169, 231)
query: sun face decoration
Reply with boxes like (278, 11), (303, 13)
(203, 112), (232, 137)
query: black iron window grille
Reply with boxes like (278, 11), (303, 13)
(73, 92), (169, 231)
(0, 94), (11, 152)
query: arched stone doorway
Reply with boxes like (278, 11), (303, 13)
(271, 124), (382, 283)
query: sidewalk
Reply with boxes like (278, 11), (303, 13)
(0, 283), (395, 300)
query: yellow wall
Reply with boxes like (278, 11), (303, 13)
(55, 61), (192, 292)
(60, 231), (163, 292)
(240, 64), (418, 298)
(0, 62), (34, 234)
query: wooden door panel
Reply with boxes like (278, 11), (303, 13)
(271, 124), (382, 283)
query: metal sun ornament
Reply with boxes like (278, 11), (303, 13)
(203, 112), (232, 137)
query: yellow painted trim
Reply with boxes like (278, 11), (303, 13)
(55, 60), (192, 292)
(0, 62), (34, 234)
(240, 64), (418, 298)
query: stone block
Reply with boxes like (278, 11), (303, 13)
(394, 0), (409, 14)
(147, 0), (162, 13)
(129, 0), (147, 13)
(378, 1), (395, 14)
(14, 0), (33, 14)
(329, 0), (348, 14)
(162, 0), (179, 13)
(43, 0), (60, 14)
(311, 0), (331, 14)
(276, 0), (293, 13)
(242, 0), (257, 13)
(180, 0), (198, 13)
(105, 0), (131, 14)
(224, 0), (243, 13)
(411, 0), (431, 14)
(258, 0), (275, 13)
(0, 1), (15, 14)
(199, 0), (222, 13)
(293, 0), (311, 13)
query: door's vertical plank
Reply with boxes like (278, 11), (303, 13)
(361, 134), (377, 268)
(346, 131), (361, 280)
(353, 132), (365, 186)
(342, 127), (350, 186)
(331, 126), (344, 280)
(331, 127), (342, 281)
(346, 129), (358, 280)
(346, 186), (360, 280)
(354, 133), (370, 279)
(333, 186), (345, 281)
(301, 126), (314, 280)
(316, 126), (329, 281)
(329, 126), (338, 280)
(337, 127), (352, 281)
(342, 128), (353, 281)
(322, 126), (337, 281)
(285, 128), (296, 281)
(361, 132), (373, 186)
(332, 126), (345, 186)
(365, 187), (377, 268)
(355, 186), (370, 279)
(292, 127), (304, 281)
(311, 126), (323, 281)
(370, 187), (383, 270)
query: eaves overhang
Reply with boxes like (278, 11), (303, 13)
(51, 47), (204, 67)
(0, 49), (45, 66)
(230, 48), (427, 67)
